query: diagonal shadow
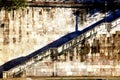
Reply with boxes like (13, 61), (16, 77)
(0, 9), (120, 78)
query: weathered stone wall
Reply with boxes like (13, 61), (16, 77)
(26, 36), (120, 77)
(0, 6), (103, 65)
(1, 6), (120, 77)
(0, 7), (76, 65)
(26, 60), (120, 77)
(26, 27), (120, 77)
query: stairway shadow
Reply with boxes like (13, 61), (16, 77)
(0, 9), (120, 78)
(0, 31), (82, 78)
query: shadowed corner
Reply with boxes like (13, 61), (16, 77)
(0, 57), (27, 78)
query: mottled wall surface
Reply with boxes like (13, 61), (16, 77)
(0, 7), (76, 65)
(0, 6), (108, 65)
(26, 30), (120, 77)
(1, 6), (120, 77)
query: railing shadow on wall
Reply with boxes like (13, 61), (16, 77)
(1, 9), (120, 78)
